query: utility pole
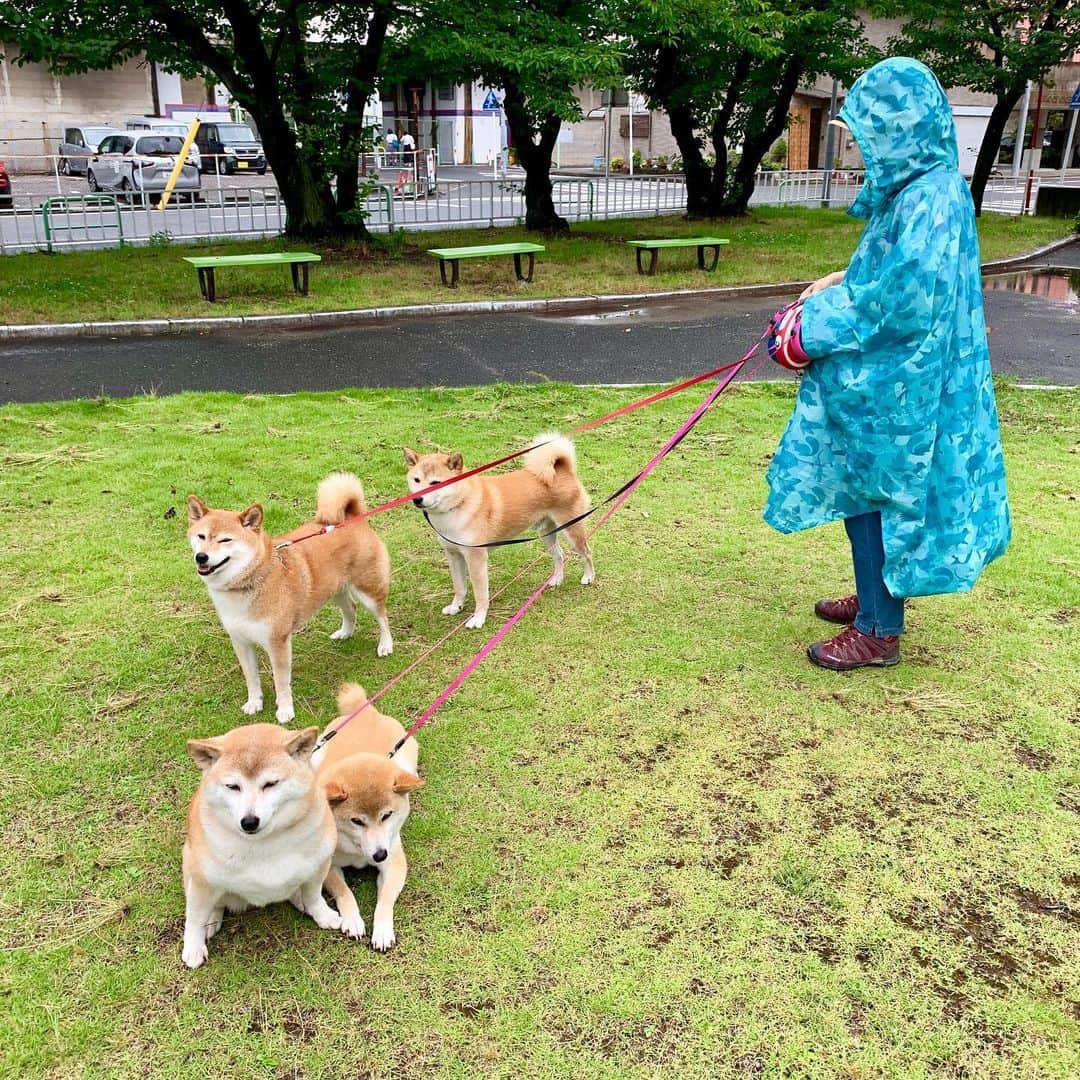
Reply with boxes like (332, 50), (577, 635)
(820, 79), (839, 208)
(1023, 80), (1044, 214)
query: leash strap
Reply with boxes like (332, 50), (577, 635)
(388, 355), (749, 757)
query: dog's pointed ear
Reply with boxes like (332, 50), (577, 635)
(239, 503), (263, 531)
(285, 726), (320, 760)
(446, 452), (464, 472)
(186, 736), (223, 771)
(187, 495), (208, 523)
(403, 447), (419, 466)
(323, 778), (348, 805)
(393, 770), (425, 794)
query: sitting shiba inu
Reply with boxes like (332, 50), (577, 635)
(187, 474), (393, 724)
(181, 723), (340, 969)
(312, 684), (423, 952)
(403, 435), (595, 629)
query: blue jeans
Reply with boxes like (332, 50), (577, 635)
(844, 512), (905, 637)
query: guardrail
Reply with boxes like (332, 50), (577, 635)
(42, 194), (124, 253)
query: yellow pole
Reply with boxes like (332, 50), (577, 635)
(156, 119), (201, 210)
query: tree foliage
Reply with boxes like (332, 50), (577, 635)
(2, 1), (398, 240)
(886, 0), (1080, 214)
(622, 0), (871, 218)
(399, 0), (621, 231)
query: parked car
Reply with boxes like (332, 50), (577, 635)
(58, 125), (122, 176)
(194, 122), (267, 175)
(124, 118), (202, 170)
(87, 134), (201, 200)
(0, 159), (11, 210)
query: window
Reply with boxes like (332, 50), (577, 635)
(65, 129), (79, 145)
(136, 135), (184, 156)
(438, 86), (454, 102)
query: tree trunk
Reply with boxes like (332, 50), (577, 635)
(969, 88), (1025, 216)
(666, 101), (725, 217)
(502, 83), (568, 233)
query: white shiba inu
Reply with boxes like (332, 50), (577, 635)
(403, 435), (595, 629)
(181, 723), (341, 969)
(187, 473), (393, 724)
(312, 684), (423, 951)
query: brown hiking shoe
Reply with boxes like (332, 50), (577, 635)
(808, 624), (900, 671)
(815, 594), (859, 624)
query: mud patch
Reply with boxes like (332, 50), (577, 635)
(1014, 745), (1053, 771)
(1013, 887), (1079, 925)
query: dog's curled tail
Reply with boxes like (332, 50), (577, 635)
(522, 433), (577, 485)
(337, 682), (368, 716)
(316, 473), (366, 525)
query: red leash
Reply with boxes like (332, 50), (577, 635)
(277, 359), (748, 550)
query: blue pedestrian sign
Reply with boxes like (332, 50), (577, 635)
(481, 90), (501, 111)
(1070, 84), (1080, 109)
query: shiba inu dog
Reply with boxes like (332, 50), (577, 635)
(187, 474), (393, 724)
(181, 723), (340, 969)
(312, 684), (423, 951)
(403, 435), (595, 629)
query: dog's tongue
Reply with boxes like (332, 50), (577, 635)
(198, 564), (213, 576)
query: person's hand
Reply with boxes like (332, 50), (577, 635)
(799, 270), (845, 301)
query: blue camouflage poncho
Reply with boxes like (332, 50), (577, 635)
(764, 57), (1011, 597)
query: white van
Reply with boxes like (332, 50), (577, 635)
(125, 118), (202, 170)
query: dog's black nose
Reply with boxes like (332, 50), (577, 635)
(195, 552), (209, 565)
(372, 847), (388, 863)
(240, 814), (260, 833)
(412, 498), (423, 508)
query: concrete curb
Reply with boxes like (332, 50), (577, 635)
(2, 236), (1075, 343)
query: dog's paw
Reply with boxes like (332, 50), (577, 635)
(311, 905), (343, 932)
(205, 915), (224, 940)
(370, 919), (396, 952)
(549, 571), (564, 587)
(464, 612), (487, 630)
(275, 703), (295, 725)
(442, 602), (464, 616)
(181, 940), (209, 969)
(241, 697), (264, 716)
(339, 911), (366, 941)
(377, 635), (394, 658)
(330, 626), (354, 642)
(580, 570), (595, 586)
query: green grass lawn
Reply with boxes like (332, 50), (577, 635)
(0, 209), (1071, 326)
(1, 381), (1078, 1079)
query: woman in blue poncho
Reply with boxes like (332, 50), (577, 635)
(764, 57), (1011, 671)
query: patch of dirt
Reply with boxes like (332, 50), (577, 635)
(1013, 886), (1079, 925)
(704, 789), (765, 879)
(1050, 607), (1077, 624)
(615, 741), (671, 774)
(688, 977), (715, 996)
(248, 1005), (318, 1043)
(1014, 745), (1053, 771)
(442, 999), (495, 1019)
(802, 932), (840, 964)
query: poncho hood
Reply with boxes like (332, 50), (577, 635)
(839, 57), (958, 218)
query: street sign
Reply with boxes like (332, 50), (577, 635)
(481, 90), (500, 111)
(1070, 84), (1080, 109)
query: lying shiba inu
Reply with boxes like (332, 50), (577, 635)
(312, 684), (423, 951)
(187, 473), (393, 724)
(404, 435), (595, 629)
(181, 723), (340, 969)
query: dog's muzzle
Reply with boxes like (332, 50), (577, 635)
(196, 554), (231, 577)
(412, 498), (424, 508)
(240, 814), (260, 834)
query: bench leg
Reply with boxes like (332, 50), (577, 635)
(290, 262), (310, 295)
(198, 268), (217, 302)
(439, 259), (459, 288)
(635, 248), (659, 276)
(698, 245), (720, 272)
(513, 252), (535, 282)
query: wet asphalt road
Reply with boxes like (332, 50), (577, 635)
(2, 255), (1078, 404)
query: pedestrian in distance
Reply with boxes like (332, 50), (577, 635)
(764, 56), (1011, 671)
(400, 128), (416, 166)
(385, 129), (400, 166)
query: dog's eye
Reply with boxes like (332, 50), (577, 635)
(350, 816), (366, 827)
(262, 779), (278, 790)
(219, 537), (233, 544)
(412, 476), (420, 483)
(226, 783), (240, 792)
(380, 811), (392, 822)
(197, 534), (206, 541)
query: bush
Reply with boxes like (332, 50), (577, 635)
(609, 156), (625, 171)
(632, 149), (643, 169)
(1075, 208), (1080, 233)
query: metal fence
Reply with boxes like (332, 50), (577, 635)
(0, 158), (1045, 255)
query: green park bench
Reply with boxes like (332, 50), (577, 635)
(183, 252), (322, 302)
(626, 237), (730, 276)
(427, 242), (546, 288)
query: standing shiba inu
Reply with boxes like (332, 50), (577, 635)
(312, 684), (423, 951)
(187, 473), (393, 724)
(181, 723), (341, 969)
(403, 435), (595, 629)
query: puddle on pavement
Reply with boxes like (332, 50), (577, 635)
(983, 269), (1080, 307)
(560, 307), (649, 323)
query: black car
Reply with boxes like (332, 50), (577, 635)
(194, 122), (267, 175)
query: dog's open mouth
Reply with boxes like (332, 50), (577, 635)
(197, 556), (231, 577)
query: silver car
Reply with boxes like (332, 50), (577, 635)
(87, 133), (201, 200)
(58, 126), (121, 176)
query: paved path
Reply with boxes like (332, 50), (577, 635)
(2, 258), (1078, 404)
